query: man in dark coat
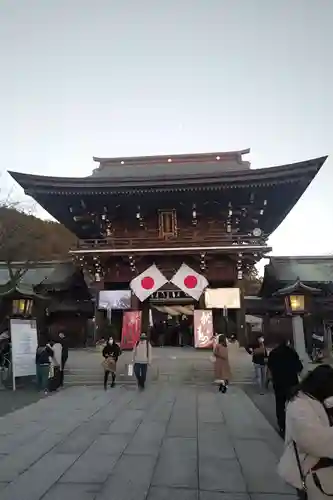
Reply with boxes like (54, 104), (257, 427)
(59, 333), (69, 387)
(267, 339), (303, 436)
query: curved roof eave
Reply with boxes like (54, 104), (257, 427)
(8, 156), (328, 193)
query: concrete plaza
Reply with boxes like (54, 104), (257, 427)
(0, 379), (296, 499)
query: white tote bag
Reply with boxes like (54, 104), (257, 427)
(127, 364), (133, 377)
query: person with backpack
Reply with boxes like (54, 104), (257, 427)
(132, 333), (152, 389)
(35, 341), (54, 394)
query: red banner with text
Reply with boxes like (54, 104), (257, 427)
(121, 311), (142, 350)
(194, 310), (213, 348)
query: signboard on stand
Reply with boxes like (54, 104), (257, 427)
(10, 318), (38, 391)
(121, 311), (142, 350)
(194, 310), (213, 348)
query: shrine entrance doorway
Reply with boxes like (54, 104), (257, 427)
(149, 289), (195, 347)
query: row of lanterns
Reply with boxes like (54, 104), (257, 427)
(74, 251), (252, 284)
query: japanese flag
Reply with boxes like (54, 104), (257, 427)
(170, 263), (208, 300)
(130, 264), (168, 302)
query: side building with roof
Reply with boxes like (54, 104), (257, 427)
(0, 261), (93, 346)
(246, 256), (333, 347)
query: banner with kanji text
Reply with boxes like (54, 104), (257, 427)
(193, 310), (213, 348)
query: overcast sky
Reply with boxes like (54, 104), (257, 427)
(1, 0), (332, 261)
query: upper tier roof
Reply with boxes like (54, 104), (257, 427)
(8, 153), (327, 194)
(91, 149), (251, 178)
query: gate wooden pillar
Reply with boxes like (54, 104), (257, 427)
(236, 279), (246, 347)
(91, 278), (105, 343)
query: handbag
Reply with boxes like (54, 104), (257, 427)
(127, 364), (133, 377)
(102, 357), (116, 372)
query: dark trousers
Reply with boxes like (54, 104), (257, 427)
(134, 363), (148, 388)
(36, 364), (49, 391)
(104, 370), (116, 389)
(60, 357), (67, 387)
(49, 366), (61, 392)
(273, 385), (289, 432)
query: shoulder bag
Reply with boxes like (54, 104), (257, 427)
(293, 405), (333, 498)
(292, 441), (308, 499)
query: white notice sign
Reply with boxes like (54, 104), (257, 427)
(205, 288), (241, 309)
(10, 319), (38, 381)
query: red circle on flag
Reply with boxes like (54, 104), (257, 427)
(141, 276), (155, 290)
(184, 275), (198, 289)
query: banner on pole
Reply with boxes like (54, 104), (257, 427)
(193, 310), (213, 348)
(121, 311), (142, 350)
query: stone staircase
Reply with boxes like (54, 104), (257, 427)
(64, 345), (255, 387)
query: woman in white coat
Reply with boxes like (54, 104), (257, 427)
(278, 365), (333, 499)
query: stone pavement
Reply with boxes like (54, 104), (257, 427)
(0, 383), (296, 500)
(0, 389), (41, 418)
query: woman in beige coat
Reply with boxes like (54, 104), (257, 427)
(213, 334), (231, 393)
(278, 365), (333, 499)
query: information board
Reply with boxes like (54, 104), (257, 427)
(10, 318), (38, 389)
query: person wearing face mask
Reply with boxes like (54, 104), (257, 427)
(132, 333), (152, 390)
(102, 337), (121, 390)
(268, 338), (303, 437)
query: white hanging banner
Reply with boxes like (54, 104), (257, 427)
(205, 288), (241, 309)
(10, 319), (38, 391)
(194, 310), (213, 348)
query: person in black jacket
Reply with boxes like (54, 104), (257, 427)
(59, 333), (68, 387)
(36, 341), (53, 393)
(247, 335), (268, 393)
(267, 338), (303, 437)
(102, 337), (121, 390)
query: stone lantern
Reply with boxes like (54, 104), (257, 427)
(273, 277), (321, 371)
